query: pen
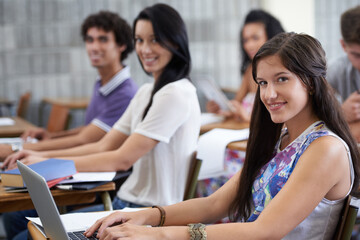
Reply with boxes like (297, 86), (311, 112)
(56, 185), (73, 190)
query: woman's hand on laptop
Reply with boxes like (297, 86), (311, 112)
(96, 222), (165, 240)
(85, 209), (153, 239)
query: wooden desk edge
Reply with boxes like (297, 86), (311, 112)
(227, 140), (247, 152)
(42, 97), (89, 109)
(200, 119), (249, 135)
(0, 182), (116, 213)
(28, 221), (48, 240)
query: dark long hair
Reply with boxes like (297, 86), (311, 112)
(229, 32), (360, 221)
(133, 4), (191, 119)
(240, 10), (285, 75)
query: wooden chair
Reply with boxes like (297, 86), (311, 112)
(333, 196), (359, 240)
(183, 152), (202, 201)
(46, 104), (70, 132)
(16, 92), (31, 118)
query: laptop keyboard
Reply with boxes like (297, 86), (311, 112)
(68, 231), (98, 240)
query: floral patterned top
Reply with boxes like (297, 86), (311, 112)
(247, 121), (353, 229)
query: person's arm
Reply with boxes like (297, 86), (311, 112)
(204, 135), (350, 239)
(206, 72), (250, 117)
(342, 92), (360, 123)
(85, 170), (241, 238)
(87, 135), (350, 239)
(229, 100), (251, 122)
(22, 124), (106, 151)
(234, 70), (251, 103)
(228, 66), (254, 122)
(0, 125), (104, 161)
(205, 100), (221, 114)
(17, 132), (157, 172)
(21, 126), (84, 141)
(48, 126), (85, 138)
(0, 144), (12, 161)
(37, 128), (126, 158)
(2, 128), (125, 168)
(67, 133), (158, 172)
(348, 120), (360, 142)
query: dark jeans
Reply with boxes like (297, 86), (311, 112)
(4, 197), (145, 240)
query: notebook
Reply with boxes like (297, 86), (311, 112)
(195, 76), (235, 112)
(17, 160), (98, 240)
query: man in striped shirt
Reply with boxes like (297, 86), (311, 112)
(0, 11), (137, 160)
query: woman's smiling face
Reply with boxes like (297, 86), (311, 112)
(256, 55), (312, 125)
(134, 20), (173, 81)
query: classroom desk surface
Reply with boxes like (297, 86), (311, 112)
(227, 140), (247, 151)
(0, 117), (36, 138)
(42, 97), (90, 109)
(200, 118), (249, 135)
(0, 181), (115, 213)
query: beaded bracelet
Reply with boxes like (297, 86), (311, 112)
(152, 205), (166, 227)
(188, 223), (207, 240)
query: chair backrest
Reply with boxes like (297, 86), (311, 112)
(183, 152), (202, 201)
(333, 196), (359, 240)
(46, 104), (70, 132)
(16, 92), (31, 118)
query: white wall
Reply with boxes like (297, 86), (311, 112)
(261, 0), (315, 36)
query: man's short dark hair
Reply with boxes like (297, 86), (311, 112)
(341, 5), (360, 45)
(81, 11), (133, 61)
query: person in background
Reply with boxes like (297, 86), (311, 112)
(4, 4), (201, 240)
(207, 9), (284, 122)
(0, 10), (137, 160)
(327, 5), (360, 141)
(86, 32), (360, 240)
(197, 10), (285, 204)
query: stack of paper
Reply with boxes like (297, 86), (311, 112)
(0, 137), (37, 145)
(197, 128), (249, 180)
(0, 118), (15, 126)
(58, 172), (116, 184)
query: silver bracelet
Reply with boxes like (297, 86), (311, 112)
(11, 143), (23, 152)
(188, 223), (207, 240)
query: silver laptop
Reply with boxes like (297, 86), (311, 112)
(17, 160), (98, 240)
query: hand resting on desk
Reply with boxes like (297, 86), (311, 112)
(21, 127), (51, 141)
(3, 149), (46, 170)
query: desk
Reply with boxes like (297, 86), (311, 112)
(200, 118), (249, 135)
(0, 117), (36, 138)
(41, 97), (89, 109)
(227, 140), (247, 151)
(0, 181), (115, 213)
(200, 118), (248, 151)
(197, 119), (248, 214)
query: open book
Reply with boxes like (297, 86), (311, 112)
(197, 128), (249, 180)
(195, 76), (235, 112)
